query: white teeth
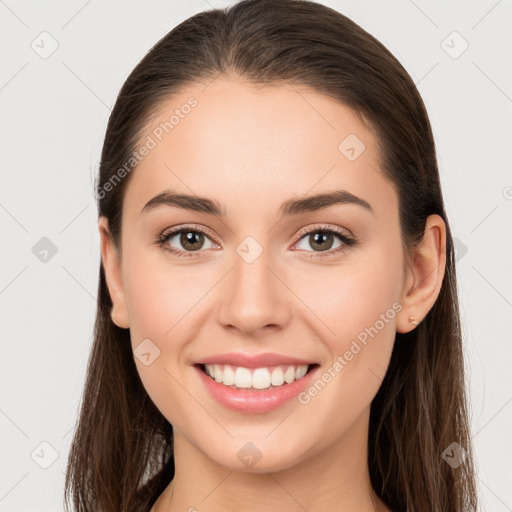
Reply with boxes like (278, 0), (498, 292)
(222, 365), (235, 385)
(203, 363), (310, 390)
(234, 367), (252, 388)
(271, 367), (284, 386)
(295, 365), (308, 379)
(252, 368), (271, 389)
(284, 366), (295, 384)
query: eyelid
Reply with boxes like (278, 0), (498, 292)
(159, 223), (352, 244)
(157, 222), (356, 258)
(293, 223), (353, 242)
(290, 223), (356, 259)
(160, 223), (220, 244)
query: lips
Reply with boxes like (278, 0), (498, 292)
(192, 352), (321, 412)
(193, 352), (317, 369)
(194, 362), (321, 413)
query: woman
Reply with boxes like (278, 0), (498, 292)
(64, 1), (478, 511)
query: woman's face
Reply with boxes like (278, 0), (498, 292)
(103, 77), (414, 471)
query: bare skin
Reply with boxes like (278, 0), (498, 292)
(99, 76), (446, 512)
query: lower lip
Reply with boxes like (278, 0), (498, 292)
(194, 364), (320, 413)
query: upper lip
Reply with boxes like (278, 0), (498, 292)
(194, 352), (317, 369)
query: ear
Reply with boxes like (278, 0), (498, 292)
(98, 216), (130, 329)
(396, 214), (447, 334)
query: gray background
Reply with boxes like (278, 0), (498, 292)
(1, 0), (511, 510)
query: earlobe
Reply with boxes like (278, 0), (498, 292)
(98, 216), (130, 329)
(396, 214), (447, 334)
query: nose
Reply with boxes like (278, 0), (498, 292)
(217, 247), (291, 336)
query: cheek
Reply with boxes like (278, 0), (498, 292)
(303, 253), (400, 327)
(290, 252), (402, 433)
(122, 247), (207, 343)
(291, 241), (403, 377)
(121, 249), (206, 425)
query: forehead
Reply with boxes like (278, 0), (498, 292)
(123, 77), (396, 222)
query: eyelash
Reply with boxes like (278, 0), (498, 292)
(155, 223), (357, 260)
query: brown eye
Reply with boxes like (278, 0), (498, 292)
(307, 232), (335, 252)
(179, 231), (205, 251)
(293, 225), (357, 259)
(158, 226), (217, 256)
(296, 230), (344, 253)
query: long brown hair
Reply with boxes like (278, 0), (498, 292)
(63, 1), (478, 511)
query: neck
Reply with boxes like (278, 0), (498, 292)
(153, 407), (389, 512)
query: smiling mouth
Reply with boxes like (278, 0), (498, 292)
(196, 363), (320, 391)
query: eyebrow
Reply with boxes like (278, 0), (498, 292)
(140, 189), (374, 217)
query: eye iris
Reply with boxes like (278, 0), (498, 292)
(181, 231), (204, 251)
(310, 232), (334, 251)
